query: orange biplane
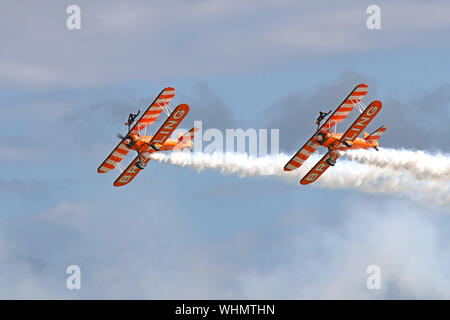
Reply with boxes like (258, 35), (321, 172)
(97, 87), (198, 187)
(284, 83), (387, 185)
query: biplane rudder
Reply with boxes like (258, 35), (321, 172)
(178, 126), (199, 142)
(365, 125), (386, 142)
(365, 125), (386, 148)
(364, 125), (386, 150)
(175, 126), (199, 150)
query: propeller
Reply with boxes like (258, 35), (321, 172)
(117, 133), (126, 140)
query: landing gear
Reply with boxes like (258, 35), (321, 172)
(135, 152), (146, 169)
(135, 161), (146, 169)
(326, 158), (336, 166)
(325, 147), (336, 166)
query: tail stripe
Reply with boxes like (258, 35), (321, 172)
(366, 125), (386, 141)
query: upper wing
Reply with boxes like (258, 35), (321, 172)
(97, 87), (175, 174)
(300, 151), (339, 185)
(319, 83), (369, 133)
(339, 100), (382, 143)
(284, 137), (321, 171)
(129, 87), (176, 135)
(113, 104), (189, 187)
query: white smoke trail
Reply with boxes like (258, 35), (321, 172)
(150, 151), (450, 206)
(341, 148), (450, 181)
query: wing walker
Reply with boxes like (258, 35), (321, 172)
(97, 87), (199, 187)
(284, 83), (387, 185)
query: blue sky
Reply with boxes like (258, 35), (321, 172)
(1, 0), (450, 298)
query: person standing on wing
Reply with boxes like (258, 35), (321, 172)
(315, 110), (332, 130)
(125, 110), (140, 131)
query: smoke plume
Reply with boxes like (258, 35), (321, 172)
(340, 148), (450, 181)
(150, 150), (450, 206)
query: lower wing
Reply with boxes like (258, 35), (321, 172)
(300, 151), (339, 185)
(340, 100), (382, 143)
(113, 154), (152, 187)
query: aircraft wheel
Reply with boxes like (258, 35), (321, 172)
(326, 159), (336, 166)
(135, 161), (145, 169)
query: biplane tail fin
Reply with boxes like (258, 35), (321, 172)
(365, 125), (387, 142)
(178, 126), (199, 143)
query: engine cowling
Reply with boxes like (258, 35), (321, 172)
(123, 134), (141, 149)
(315, 133), (326, 144)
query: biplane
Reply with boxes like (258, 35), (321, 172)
(97, 87), (199, 187)
(284, 83), (387, 185)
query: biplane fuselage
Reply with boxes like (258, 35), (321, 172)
(319, 132), (379, 151)
(125, 134), (194, 152)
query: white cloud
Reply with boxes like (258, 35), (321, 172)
(1, 0), (450, 88)
(1, 196), (450, 299)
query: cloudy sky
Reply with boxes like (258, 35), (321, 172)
(1, 0), (450, 299)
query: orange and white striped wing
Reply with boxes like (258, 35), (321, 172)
(97, 141), (130, 173)
(284, 137), (320, 171)
(319, 83), (369, 132)
(129, 87), (176, 135)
